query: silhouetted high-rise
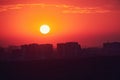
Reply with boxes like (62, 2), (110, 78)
(103, 42), (120, 49)
(39, 44), (53, 59)
(21, 44), (53, 60)
(103, 42), (120, 55)
(57, 42), (81, 58)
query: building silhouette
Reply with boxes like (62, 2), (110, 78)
(38, 44), (53, 59)
(103, 42), (120, 49)
(57, 42), (81, 58)
(0, 47), (5, 61)
(103, 42), (120, 56)
(0, 47), (4, 52)
(21, 43), (53, 60)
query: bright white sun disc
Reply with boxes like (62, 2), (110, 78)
(40, 25), (50, 34)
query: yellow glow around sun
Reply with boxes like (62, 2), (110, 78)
(40, 25), (50, 34)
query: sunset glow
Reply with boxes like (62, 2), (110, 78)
(0, 0), (120, 47)
(1, 0), (120, 79)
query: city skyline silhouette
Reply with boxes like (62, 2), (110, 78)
(0, 41), (120, 61)
(0, 0), (120, 80)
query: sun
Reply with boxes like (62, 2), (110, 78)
(40, 24), (50, 34)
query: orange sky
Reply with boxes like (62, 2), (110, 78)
(0, 0), (120, 47)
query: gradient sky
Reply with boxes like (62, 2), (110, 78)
(0, 0), (120, 47)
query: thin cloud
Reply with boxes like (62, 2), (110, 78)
(0, 4), (23, 12)
(62, 7), (110, 14)
(0, 3), (112, 14)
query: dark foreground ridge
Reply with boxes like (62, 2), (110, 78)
(0, 42), (120, 80)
